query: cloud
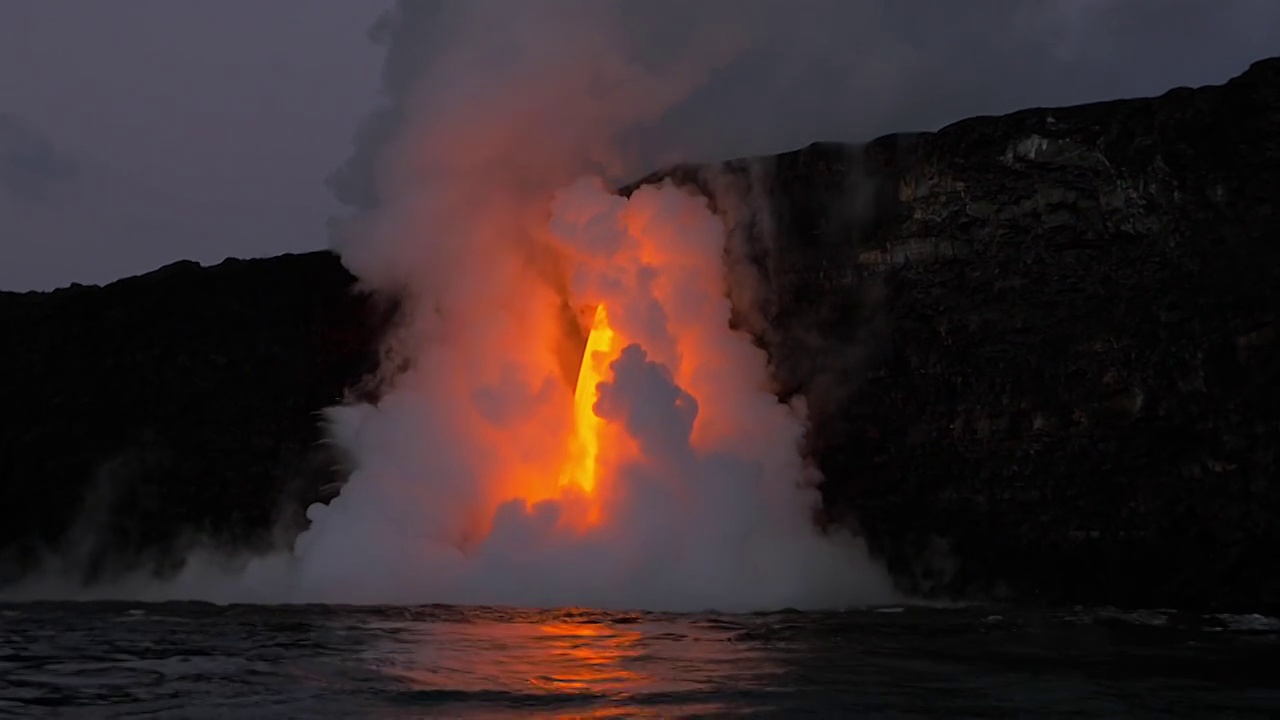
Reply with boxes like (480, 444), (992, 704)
(327, 0), (1280, 215)
(0, 113), (78, 201)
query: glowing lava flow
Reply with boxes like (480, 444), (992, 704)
(563, 304), (616, 495)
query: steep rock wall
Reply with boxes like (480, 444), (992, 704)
(628, 57), (1279, 610)
(0, 254), (394, 582)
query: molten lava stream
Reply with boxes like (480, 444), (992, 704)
(562, 304), (615, 508)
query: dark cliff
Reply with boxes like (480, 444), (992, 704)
(0, 254), (394, 582)
(625, 56), (1280, 611)
(3, 57), (1278, 610)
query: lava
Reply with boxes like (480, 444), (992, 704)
(256, 176), (896, 611)
(563, 303), (616, 497)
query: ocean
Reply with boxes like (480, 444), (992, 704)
(1, 602), (1277, 718)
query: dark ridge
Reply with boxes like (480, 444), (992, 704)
(0, 253), (397, 584)
(633, 55), (1280, 612)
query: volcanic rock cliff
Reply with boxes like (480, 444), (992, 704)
(0, 255), (395, 583)
(3, 57), (1278, 610)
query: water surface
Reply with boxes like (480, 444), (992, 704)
(1, 603), (1277, 717)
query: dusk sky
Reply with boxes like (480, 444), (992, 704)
(2, 0), (1277, 291)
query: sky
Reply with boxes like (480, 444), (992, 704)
(1, 0), (1277, 291)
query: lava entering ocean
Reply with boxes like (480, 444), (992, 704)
(273, 1), (892, 611)
(254, 175), (898, 611)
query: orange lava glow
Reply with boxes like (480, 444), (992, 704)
(379, 177), (739, 550)
(562, 304), (616, 496)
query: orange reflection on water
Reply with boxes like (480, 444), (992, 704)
(525, 620), (643, 695)
(371, 611), (776, 717)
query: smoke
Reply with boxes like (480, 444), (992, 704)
(266, 0), (895, 612)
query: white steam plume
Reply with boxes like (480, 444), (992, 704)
(275, 0), (897, 611)
(60, 0), (892, 611)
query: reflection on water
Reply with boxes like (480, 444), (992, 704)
(523, 621), (645, 693)
(360, 609), (782, 716)
(0, 603), (1278, 718)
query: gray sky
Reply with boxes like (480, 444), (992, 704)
(1, 0), (1276, 291)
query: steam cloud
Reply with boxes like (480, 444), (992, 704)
(280, 0), (898, 611)
(282, 167), (898, 610)
(125, 0), (896, 611)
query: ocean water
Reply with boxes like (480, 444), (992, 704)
(0, 603), (1277, 718)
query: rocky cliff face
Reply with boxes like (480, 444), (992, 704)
(2, 58), (1276, 610)
(0, 254), (394, 583)
(626, 56), (1280, 611)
